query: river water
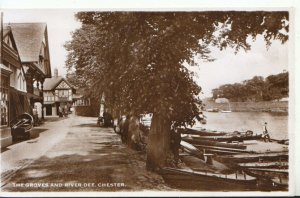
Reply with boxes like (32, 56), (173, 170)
(192, 112), (289, 140)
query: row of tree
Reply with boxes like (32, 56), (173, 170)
(65, 12), (288, 170)
(212, 72), (289, 102)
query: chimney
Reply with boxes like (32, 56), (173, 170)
(54, 68), (58, 77)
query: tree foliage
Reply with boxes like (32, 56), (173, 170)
(212, 72), (289, 101)
(65, 11), (288, 124)
(65, 11), (288, 168)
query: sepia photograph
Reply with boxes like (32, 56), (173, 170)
(0, 0), (298, 197)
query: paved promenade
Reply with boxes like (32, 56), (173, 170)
(1, 115), (171, 192)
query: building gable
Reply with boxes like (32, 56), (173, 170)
(9, 23), (52, 77)
(2, 27), (22, 68)
(4, 34), (14, 49)
(55, 80), (71, 90)
(9, 23), (46, 62)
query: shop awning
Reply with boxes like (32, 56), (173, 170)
(9, 88), (32, 121)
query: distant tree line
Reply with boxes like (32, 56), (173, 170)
(212, 72), (288, 102)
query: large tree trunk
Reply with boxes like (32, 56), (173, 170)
(146, 113), (172, 171)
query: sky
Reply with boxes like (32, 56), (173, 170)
(3, 10), (289, 97)
(189, 36), (288, 97)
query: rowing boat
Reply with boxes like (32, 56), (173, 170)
(178, 128), (227, 136)
(182, 137), (247, 149)
(219, 152), (288, 163)
(159, 167), (258, 191)
(191, 134), (263, 143)
(238, 161), (288, 169)
(194, 145), (255, 155)
(245, 168), (288, 187)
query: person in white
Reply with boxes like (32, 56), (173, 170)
(263, 122), (271, 142)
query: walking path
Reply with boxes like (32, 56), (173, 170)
(1, 116), (171, 192)
(1, 116), (74, 187)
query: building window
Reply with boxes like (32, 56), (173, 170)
(74, 98), (91, 106)
(58, 89), (69, 97)
(23, 78), (26, 91)
(1, 75), (9, 126)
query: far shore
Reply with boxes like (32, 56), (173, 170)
(204, 100), (288, 113)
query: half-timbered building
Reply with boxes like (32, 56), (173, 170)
(43, 69), (76, 116)
(1, 22), (28, 147)
(10, 23), (52, 119)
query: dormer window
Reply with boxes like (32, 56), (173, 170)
(40, 43), (45, 58)
(39, 55), (44, 65)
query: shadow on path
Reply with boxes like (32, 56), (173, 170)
(72, 123), (99, 128)
(2, 118), (171, 192)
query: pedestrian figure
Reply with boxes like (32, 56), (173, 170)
(64, 105), (68, 117)
(58, 106), (63, 117)
(103, 110), (113, 127)
(196, 112), (207, 124)
(32, 105), (39, 126)
(118, 115), (126, 142)
(263, 122), (272, 142)
(62, 107), (65, 117)
(122, 115), (130, 144)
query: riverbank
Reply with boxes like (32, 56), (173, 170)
(204, 100), (288, 113)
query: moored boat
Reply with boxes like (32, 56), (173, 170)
(218, 152), (288, 163)
(206, 108), (220, 112)
(245, 168), (288, 187)
(238, 161), (288, 169)
(179, 128), (256, 138)
(190, 134), (263, 143)
(182, 137), (247, 149)
(159, 167), (258, 191)
(221, 110), (232, 113)
(178, 128), (227, 136)
(194, 145), (254, 155)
